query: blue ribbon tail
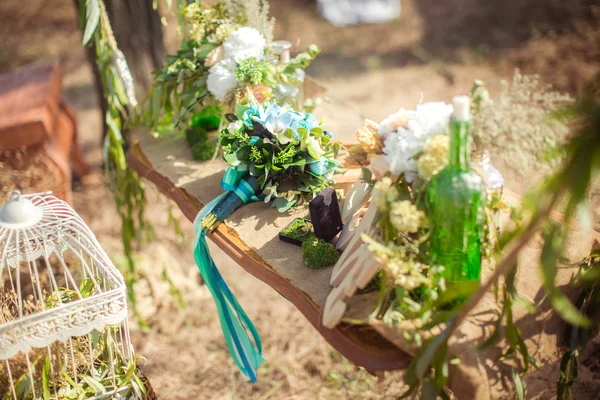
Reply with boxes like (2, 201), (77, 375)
(193, 180), (263, 382)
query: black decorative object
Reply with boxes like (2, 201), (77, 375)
(225, 113), (238, 122)
(309, 187), (343, 242)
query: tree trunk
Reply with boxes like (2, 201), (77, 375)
(105, 0), (166, 94)
(75, 0), (166, 138)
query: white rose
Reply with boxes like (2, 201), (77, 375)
(377, 109), (413, 139)
(413, 102), (453, 139)
(207, 58), (237, 102)
(383, 132), (423, 178)
(223, 27), (266, 63)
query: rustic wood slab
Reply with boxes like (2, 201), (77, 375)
(126, 99), (411, 372)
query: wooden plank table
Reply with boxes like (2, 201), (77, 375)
(126, 95), (412, 373)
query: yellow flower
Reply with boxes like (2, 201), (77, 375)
(372, 177), (393, 211)
(182, 3), (204, 42)
(215, 24), (236, 43)
(356, 119), (383, 154)
(389, 200), (425, 233)
(417, 134), (449, 180)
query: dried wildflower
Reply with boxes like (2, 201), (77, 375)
(471, 70), (573, 174)
(182, 3), (204, 42)
(385, 258), (429, 290)
(215, 23), (236, 42)
(356, 119), (383, 153)
(372, 177), (396, 211)
(362, 237), (430, 291)
(224, 0), (275, 44)
(389, 200), (425, 233)
(417, 134), (450, 180)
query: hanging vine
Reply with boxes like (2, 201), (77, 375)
(77, 0), (150, 328)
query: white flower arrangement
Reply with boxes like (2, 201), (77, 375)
(223, 27), (266, 63)
(356, 102), (453, 180)
(383, 102), (452, 179)
(207, 58), (238, 102)
(207, 27), (267, 102)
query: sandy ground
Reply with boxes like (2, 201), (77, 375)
(1, 0), (599, 398)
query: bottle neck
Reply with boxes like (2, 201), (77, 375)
(449, 117), (471, 172)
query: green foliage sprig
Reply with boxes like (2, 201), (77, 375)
(557, 250), (600, 399)
(78, 0), (150, 330)
(236, 57), (276, 87)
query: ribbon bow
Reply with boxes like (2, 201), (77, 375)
(193, 168), (263, 382)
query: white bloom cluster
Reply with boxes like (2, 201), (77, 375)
(223, 27), (266, 63)
(380, 102), (453, 179)
(207, 27), (266, 102)
(207, 58), (238, 102)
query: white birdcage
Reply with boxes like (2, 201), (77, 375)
(0, 191), (138, 399)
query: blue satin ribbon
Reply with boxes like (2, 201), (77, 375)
(193, 168), (264, 382)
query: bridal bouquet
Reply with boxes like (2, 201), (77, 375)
(219, 102), (340, 212)
(140, 0), (320, 135)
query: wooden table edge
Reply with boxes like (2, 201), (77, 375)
(126, 140), (411, 372)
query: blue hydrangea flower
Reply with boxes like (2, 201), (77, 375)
(307, 158), (338, 176)
(242, 104), (261, 129)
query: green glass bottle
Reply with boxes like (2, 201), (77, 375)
(427, 96), (485, 283)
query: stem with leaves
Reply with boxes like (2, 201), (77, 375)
(78, 0), (150, 330)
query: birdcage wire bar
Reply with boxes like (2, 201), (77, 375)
(0, 191), (134, 399)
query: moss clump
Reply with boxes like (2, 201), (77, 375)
(191, 106), (222, 131)
(281, 218), (314, 242)
(302, 237), (340, 269)
(191, 140), (217, 161)
(186, 127), (217, 161)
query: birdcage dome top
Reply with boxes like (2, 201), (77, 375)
(0, 191), (128, 360)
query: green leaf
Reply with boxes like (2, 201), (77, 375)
(42, 356), (51, 400)
(273, 196), (294, 213)
(79, 278), (96, 298)
(421, 381), (438, 400)
(81, 375), (106, 395)
(550, 291), (590, 327)
(82, 0), (100, 45)
(433, 281), (479, 308)
(224, 152), (240, 167)
(512, 368), (527, 400)
(235, 104), (249, 120)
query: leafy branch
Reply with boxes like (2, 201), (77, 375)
(78, 0), (151, 329)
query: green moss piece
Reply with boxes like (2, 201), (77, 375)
(191, 105), (222, 131)
(281, 218), (314, 242)
(302, 237), (340, 269)
(186, 126), (209, 147)
(191, 140), (217, 161)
